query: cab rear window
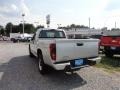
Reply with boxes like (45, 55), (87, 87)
(39, 29), (66, 38)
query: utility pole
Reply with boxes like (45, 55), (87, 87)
(89, 17), (91, 29)
(115, 21), (116, 28)
(22, 14), (25, 37)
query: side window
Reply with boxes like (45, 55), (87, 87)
(39, 30), (47, 38)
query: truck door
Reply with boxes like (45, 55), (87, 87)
(30, 33), (37, 55)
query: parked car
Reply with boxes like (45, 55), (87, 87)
(0, 36), (10, 41)
(100, 35), (120, 57)
(29, 28), (100, 74)
(10, 33), (33, 42)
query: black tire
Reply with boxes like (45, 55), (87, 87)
(13, 39), (17, 43)
(29, 45), (34, 57)
(38, 53), (47, 75)
(105, 51), (113, 57)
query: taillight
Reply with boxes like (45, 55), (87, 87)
(49, 43), (56, 61)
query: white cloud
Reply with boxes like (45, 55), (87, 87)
(0, 14), (20, 27)
(11, 4), (18, 11)
(20, 0), (30, 16)
(0, 3), (20, 26)
(102, 9), (120, 29)
(88, 0), (110, 17)
(0, 6), (11, 13)
(0, 4), (18, 13)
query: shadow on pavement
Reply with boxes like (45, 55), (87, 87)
(0, 55), (87, 90)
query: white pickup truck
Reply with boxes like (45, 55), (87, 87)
(29, 28), (100, 74)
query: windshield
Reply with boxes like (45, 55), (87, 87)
(39, 29), (66, 38)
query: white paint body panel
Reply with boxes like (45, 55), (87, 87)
(30, 28), (100, 70)
(56, 39), (99, 62)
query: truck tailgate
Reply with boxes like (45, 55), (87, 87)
(100, 36), (120, 46)
(56, 39), (99, 62)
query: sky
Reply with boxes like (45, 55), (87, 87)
(0, 0), (120, 29)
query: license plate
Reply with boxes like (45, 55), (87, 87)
(111, 47), (116, 50)
(75, 59), (83, 66)
(70, 59), (83, 67)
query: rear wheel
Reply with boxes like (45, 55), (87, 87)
(38, 53), (47, 75)
(13, 39), (17, 43)
(105, 51), (113, 57)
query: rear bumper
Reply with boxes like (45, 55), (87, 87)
(102, 46), (120, 54)
(88, 56), (101, 64)
(53, 63), (70, 70)
(53, 62), (89, 71)
(52, 56), (101, 71)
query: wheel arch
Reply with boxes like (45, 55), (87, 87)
(37, 49), (43, 59)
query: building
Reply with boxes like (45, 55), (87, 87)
(65, 28), (103, 39)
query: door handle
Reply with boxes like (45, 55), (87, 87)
(76, 43), (83, 46)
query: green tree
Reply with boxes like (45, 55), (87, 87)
(36, 25), (44, 30)
(18, 23), (23, 33)
(59, 24), (89, 30)
(70, 24), (76, 28)
(0, 28), (5, 35)
(111, 28), (120, 31)
(24, 23), (35, 33)
(70, 24), (89, 28)
(12, 25), (19, 33)
(0, 25), (5, 35)
(0, 25), (3, 29)
(5, 22), (13, 36)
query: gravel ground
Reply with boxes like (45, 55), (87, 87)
(0, 42), (120, 90)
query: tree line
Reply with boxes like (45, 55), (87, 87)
(58, 24), (89, 30)
(1, 22), (120, 36)
(0, 22), (44, 36)
(0, 23), (89, 36)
